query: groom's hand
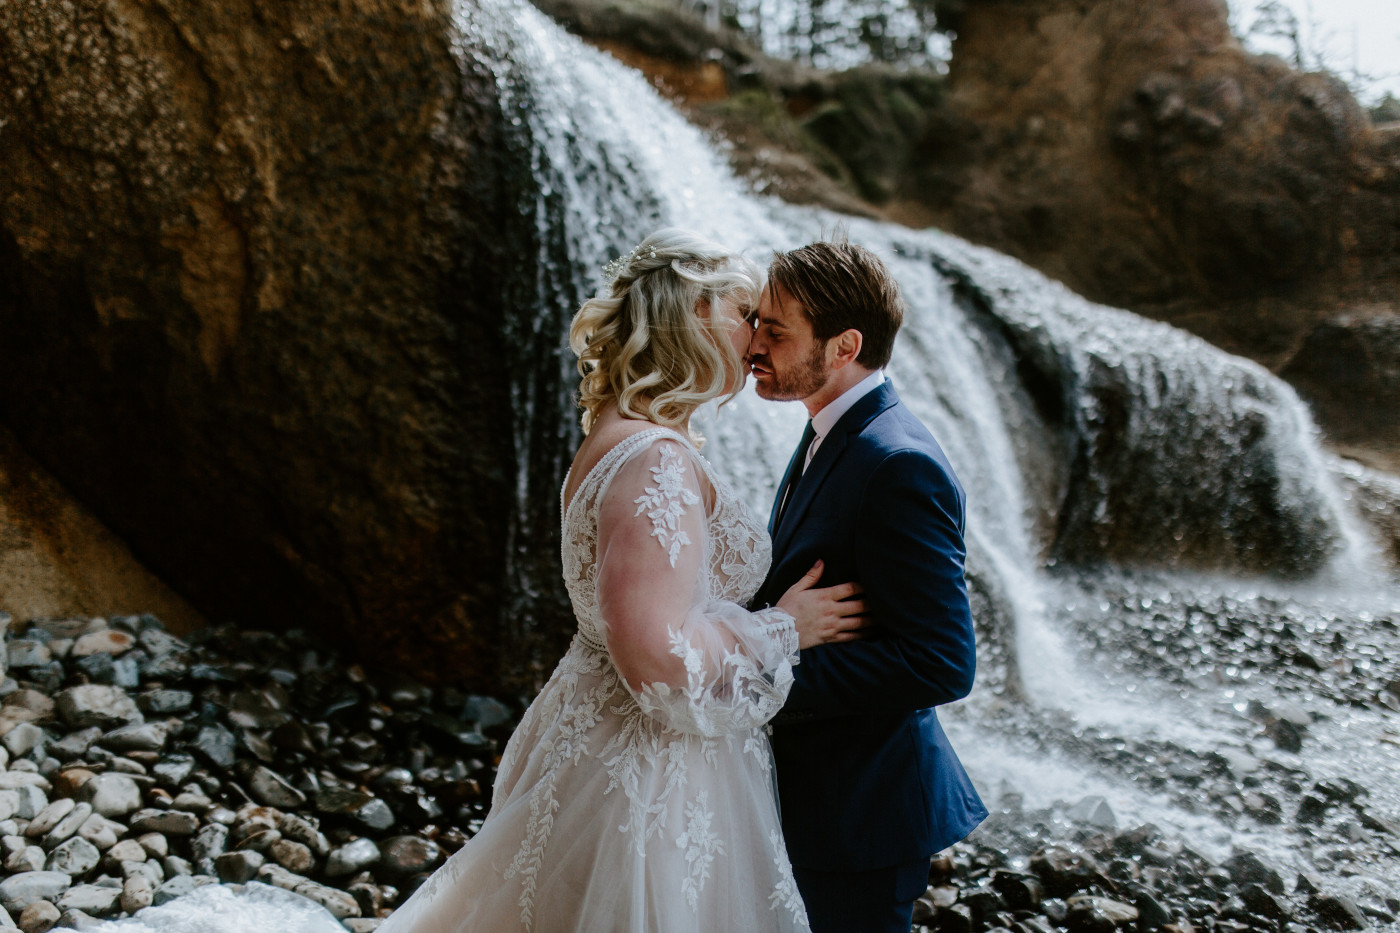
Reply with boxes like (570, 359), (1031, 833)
(777, 560), (869, 650)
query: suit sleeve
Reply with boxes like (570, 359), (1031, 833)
(779, 448), (976, 719)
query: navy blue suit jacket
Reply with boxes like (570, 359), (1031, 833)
(754, 380), (986, 872)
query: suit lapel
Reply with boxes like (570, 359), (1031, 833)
(771, 381), (901, 555)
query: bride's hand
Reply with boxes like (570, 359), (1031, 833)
(777, 560), (868, 650)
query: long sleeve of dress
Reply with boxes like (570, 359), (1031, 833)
(593, 438), (798, 738)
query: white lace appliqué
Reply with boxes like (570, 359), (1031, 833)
(634, 442), (701, 567)
(677, 790), (725, 910)
(769, 829), (810, 925)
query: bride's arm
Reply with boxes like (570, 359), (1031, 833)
(594, 439), (798, 736)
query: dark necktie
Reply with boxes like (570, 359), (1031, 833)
(775, 421), (816, 531)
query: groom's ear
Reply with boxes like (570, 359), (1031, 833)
(828, 328), (863, 369)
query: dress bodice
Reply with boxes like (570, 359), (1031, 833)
(560, 427), (773, 653)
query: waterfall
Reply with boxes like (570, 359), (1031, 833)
(456, 0), (1400, 904)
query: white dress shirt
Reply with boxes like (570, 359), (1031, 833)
(803, 369), (886, 472)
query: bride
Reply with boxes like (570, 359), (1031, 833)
(378, 228), (866, 931)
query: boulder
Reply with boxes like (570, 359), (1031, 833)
(0, 0), (528, 688)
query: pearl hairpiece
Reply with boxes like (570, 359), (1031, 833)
(602, 244), (659, 285)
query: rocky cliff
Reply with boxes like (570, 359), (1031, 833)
(0, 0), (525, 687)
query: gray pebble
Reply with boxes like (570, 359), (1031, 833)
(75, 774), (142, 819)
(213, 850), (264, 884)
(325, 838), (380, 877)
(53, 884), (120, 917)
(128, 809), (198, 836)
(0, 872), (72, 913)
(53, 687), (142, 731)
(45, 837), (99, 876)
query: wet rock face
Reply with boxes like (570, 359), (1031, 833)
(0, 1), (526, 687)
(913, 0), (1395, 309)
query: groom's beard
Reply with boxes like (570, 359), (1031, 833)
(752, 340), (828, 402)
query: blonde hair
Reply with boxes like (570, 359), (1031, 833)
(570, 228), (761, 440)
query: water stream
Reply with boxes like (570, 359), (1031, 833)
(464, 0), (1400, 913)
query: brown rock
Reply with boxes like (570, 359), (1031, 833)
(0, 0), (529, 688)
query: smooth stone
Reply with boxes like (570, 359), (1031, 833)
(70, 632), (135, 658)
(379, 835), (442, 876)
(277, 813), (331, 857)
(119, 860), (162, 886)
(151, 874), (197, 907)
(325, 838), (380, 877)
(120, 875), (153, 914)
(353, 798), (394, 832)
(46, 837), (99, 876)
(269, 838), (314, 874)
(0, 711), (41, 743)
(12, 788), (45, 823)
(53, 687), (142, 731)
(151, 754), (196, 788)
(4, 847), (45, 874)
(3, 726), (44, 759)
(51, 770), (95, 801)
(135, 691), (193, 716)
(137, 630), (187, 658)
(0, 792), (20, 824)
(53, 884), (119, 917)
(102, 840), (147, 867)
(75, 814), (120, 851)
(129, 809), (199, 836)
(17, 900), (58, 933)
(170, 792), (212, 814)
(48, 726), (103, 762)
(190, 824), (228, 863)
(0, 691), (52, 717)
(137, 834), (168, 859)
(190, 725), (237, 770)
(41, 802), (93, 849)
(213, 850), (264, 884)
(96, 723), (167, 754)
(75, 774), (142, 819)
(0, 775), (50, 794)
(105, 755), (147, 776)
(72, 654), (117, 686)
(256, 864), (359, 919)
(343, 921), (383, 933)
(162, 855), (192, 878)
(24, 801), (74, 840)
(6, 643), (50, 670)
(0, 873), (72, 913)
(249, 767), (306, 809)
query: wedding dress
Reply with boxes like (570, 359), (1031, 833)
(376, 427), (811, 932)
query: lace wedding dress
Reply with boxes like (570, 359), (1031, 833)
(376, 427), (810, 932)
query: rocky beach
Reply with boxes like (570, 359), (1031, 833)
(0, 607), (1392, 932)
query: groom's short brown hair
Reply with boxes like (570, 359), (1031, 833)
(768, 239), (905, 369)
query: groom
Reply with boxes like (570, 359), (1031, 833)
(749, 240), (987, 933)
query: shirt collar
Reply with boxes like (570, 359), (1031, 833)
(811, 369), (886, 440)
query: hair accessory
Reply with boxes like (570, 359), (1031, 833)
(602, 244), (659, 285)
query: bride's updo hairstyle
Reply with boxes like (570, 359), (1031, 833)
(570, 228), (761, 438)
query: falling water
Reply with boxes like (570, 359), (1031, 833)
(460, 0), (1400, 911)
